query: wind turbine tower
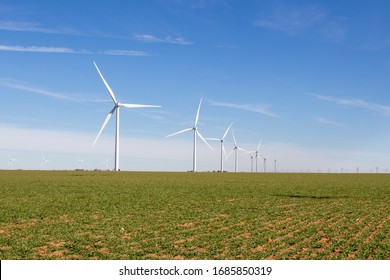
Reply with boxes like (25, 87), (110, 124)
(206, 123), (233, 172)
(227, 131), (247, 172)
(8, 157), (16, 170)
(254, 139), (262, 172)
(92, 62), (161, 171)
(42, 156), (49, 170)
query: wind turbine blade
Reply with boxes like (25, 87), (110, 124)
(232, 130), (237, 146)
(166, 127), (192, 138)
(222, 122), (233, 140)
(120, 103), (161, 109)
(194, 97), (202, 127)
(93, 61), (117, 104)
(222, 144), (228, 159)
(93, 106), (116, 146)
(205, 137), (220, 141)
(197, 130), (214, 151)
(257, 139), (262, 151)
(226, 148), (234, 159)
(238, 147), (248, 152)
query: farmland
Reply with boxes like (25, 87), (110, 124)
(0, 170), (389, 260)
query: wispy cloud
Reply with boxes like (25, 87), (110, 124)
(0, 20), (192, 46)
(0, 79), (76, 100)
(134, 34), (192, 45)
(0, 21), (65, 34)
(209, 100), (279, 118)
(99, 50), (150, 57)
(254, 5), (326, 35)
(0, 45), (85, 54)
(312, 94), (390, 116)
(0, 78), (104, 102)
(254, 5), (347, 42)
(0, 44), (150, 56)
(316, 117), (345, 127)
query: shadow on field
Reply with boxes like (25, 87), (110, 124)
(273, 194), (349, 200)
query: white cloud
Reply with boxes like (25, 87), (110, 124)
(0, 78), (77, 101)
(209, 100), (279, 118)
(0, 44), (150, 57)
(254, 5), (347, 42)
(99, 50), (150, 56)
(254, 5), (326, 35)
(134, 34), (192, 45)
(313, 94), (390, 116)
(0, 21), (64, 34)
(0, 45), (81, 54)
(0, 78), (103, 102)
(316, 117), (345, 127)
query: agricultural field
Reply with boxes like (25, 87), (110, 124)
(0, 170), (389, 260)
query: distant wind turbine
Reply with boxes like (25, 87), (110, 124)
(77, 159), (85, 169)
(92, 62), (161, 171)
(8, 156), (16, 170)
(247, 139), (262, 173)
(167, 97), (213, 172)
(250, 153), (254, 172)
(227, 130), (247, 172)
(103, 158), (109, 170)
(42, 156), (49, 169)
(206, 123), (233, 172)
(254, 140), (262, 172)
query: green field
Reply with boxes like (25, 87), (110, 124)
(0, 170), (389, 260)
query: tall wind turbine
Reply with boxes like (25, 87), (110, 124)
(92, 62), (161, 171)
(206, 123), (233, 172)
(166, 97), (213, 172)
(227, 131), (247, 172)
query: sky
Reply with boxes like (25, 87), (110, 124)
(1, 0), (390, 172)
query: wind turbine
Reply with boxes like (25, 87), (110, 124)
(246, 139), (262, 172)
(92, 62), (161, 171)
(42, 156), (49, 169)
(205, 122), (233, 172)
(250, 153), (254, 172)
(77, 159), (85, 169)
(227, 130), (247, 172)
(8, 156), (16, 170)
(102, 158), (109, 170)
(254, 139), (262, 172)
(166, 97), (213, 172)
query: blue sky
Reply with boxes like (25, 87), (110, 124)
(1, 0), (390, 172)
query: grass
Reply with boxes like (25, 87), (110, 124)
(0, 170), (389, 259)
